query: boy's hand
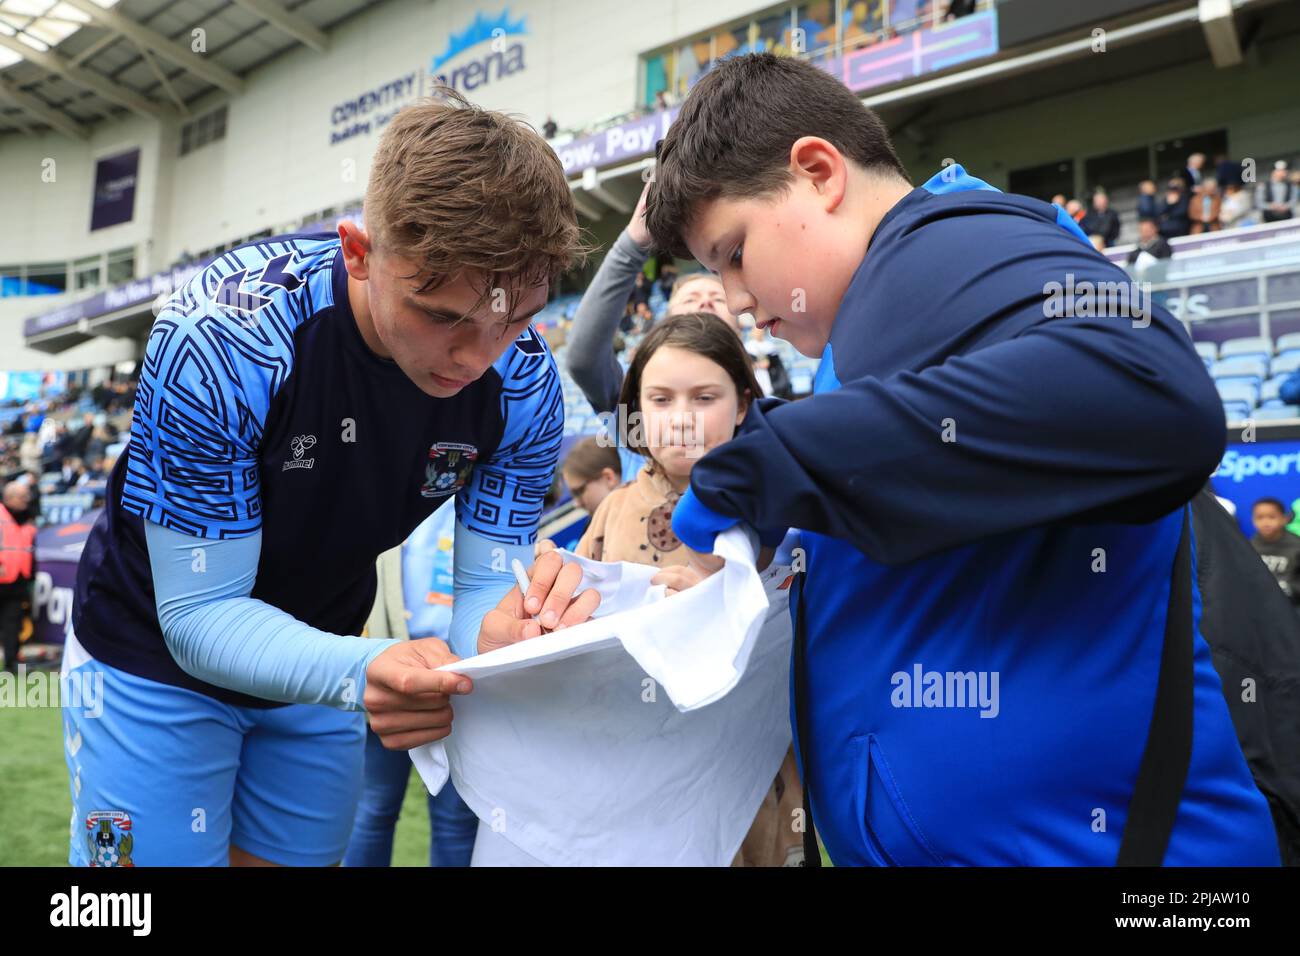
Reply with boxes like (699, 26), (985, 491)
(652, 551), (725, 596)
(365, 638), (471, 750)
(477, 550), (600, 654)
(534, 538), (558, 557)
(627, 179), (652, 249)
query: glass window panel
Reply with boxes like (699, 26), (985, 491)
(26, 262), (67, 294)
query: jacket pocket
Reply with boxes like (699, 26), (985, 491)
(852, 733), (946, 866)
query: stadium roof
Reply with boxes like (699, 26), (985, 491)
(0, 0), (374, 139)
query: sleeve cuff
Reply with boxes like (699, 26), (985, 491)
(672, 486), (737, 553)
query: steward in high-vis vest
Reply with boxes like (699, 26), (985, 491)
(1, 481), (37, 674)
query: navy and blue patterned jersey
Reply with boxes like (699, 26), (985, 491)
(73, 233), (562, 706)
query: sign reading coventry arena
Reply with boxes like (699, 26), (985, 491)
(330, 73), (420, 146)
(326, 9), (528, 146)
(431, 8), (529, 93)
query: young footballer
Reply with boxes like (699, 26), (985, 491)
(64, 92), (598, 867)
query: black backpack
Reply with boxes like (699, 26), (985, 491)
(1187, 488), (1300, 865)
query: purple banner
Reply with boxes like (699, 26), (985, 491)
(24, 210), (364, 341)
(1106, 219), (1300, 266)
(23, 262), (205, 338)
(31, 509), (99, 647)
(90, 149), (139, 232)
(554, 107), (680, 177)
(821, 9), (998, 95)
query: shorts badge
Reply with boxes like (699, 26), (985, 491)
(85, 810), (134, 867)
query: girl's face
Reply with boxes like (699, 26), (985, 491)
(638, 345), (748, 484)
(563, 466), (619, 514)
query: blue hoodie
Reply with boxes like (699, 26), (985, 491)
(673, 166), (1279, 866)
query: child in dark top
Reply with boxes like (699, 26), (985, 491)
(1250, 497), (1300, 605)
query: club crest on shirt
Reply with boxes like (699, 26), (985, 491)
(421, 442), (478, 498)
(85, 810), (134, 867)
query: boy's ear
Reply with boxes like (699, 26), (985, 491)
(789, 136), (847, 212)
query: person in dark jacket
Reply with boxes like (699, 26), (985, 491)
(1157, 179), (1191, 239)
(1080, 190), (1120, 247)
(646, 52), (1279, 866)
(1137, 179), (1159, 219)
(1126, 218), (1173, 266)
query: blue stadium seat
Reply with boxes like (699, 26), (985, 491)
(1216, 380), (1260, 407)
(1276, 332), (1300, 354)
(1254, 405), (1300, 420)
(1273, 352), (1300, 376)
(1193, 340), (1218, 363)
(1218, 336), (1273, 363)
(1261, 378), (1283, 403)
(1222, 401), (1253, 422)
(1211, 357), (1269, 381)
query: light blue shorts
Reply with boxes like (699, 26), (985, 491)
(62, 634), (365, 867)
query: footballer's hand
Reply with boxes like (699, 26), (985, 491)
(364, 638), (471, 750)
(477, 549), (600, 654)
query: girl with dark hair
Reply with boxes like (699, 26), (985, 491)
(574, 312), (803, 867)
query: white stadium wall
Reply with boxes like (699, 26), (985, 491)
(1, 0), (763, 371)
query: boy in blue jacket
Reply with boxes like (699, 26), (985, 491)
(647, 52), (1279, 866)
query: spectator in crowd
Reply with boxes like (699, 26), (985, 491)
(1189, 177), (1222, 234)
(1136, 178), (1159, 219)
(654, 89), (676, 110)
(1257, 160), (1298, 223)
(1157, 178), (1191, 239)
(945, 0), (976, 19)
(1049, 192), (1067, 209)
(63, 412), (96, 461)
(1080, 190), (1120, 247)
(1088, 234), (1107, 254)
(629, 270), (651, 310)
(1220, 181), (1257, 230)
(634, 301), (655, 331)
(746, 326), (794, 400)
(542, 116), (557, 139)
(19, 431), (41, 475)
(57, 456), (85, 493)
(1250, 497), (1300, 611)
(0, 479), (36, 674)
(1064, 198), (1087, 226)
(1215, 153), (1242, 189)
(1127, 217), (1173, 266)
(1182, 152), (1207, 189)
(562, 437), (624, 515)
(655, 259), (679, 299)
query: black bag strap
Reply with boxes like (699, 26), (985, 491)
(1118, 506), (1195, 866)
(792, 571), (821, 867)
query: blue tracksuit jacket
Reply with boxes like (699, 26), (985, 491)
(673, 166), (1280, 866)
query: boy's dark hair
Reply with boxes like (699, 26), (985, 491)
(618, 312), (763, 462)
(645, 53), (908, 258)
(1252, 497), (1288, 515)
